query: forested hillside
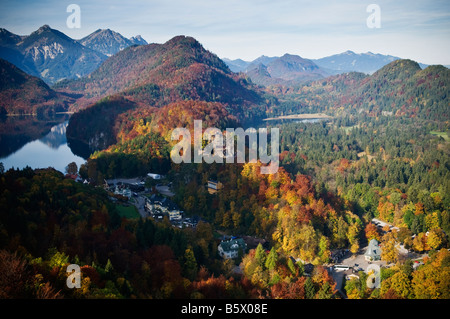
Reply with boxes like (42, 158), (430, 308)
(0, 58), (73, 115)
(63, 35), (269, 158)
(270, 60), (449, 122)
(0, 167), (341, 299)
(57, 36), (264, 118)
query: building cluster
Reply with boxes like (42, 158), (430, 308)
(145, 194), (198, 228)
(104, 180), (145, 200)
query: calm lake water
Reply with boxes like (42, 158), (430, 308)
(0, 114), (328, 174)
(0, 120), (87, 173)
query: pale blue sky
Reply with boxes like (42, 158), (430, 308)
(0, 0), (449, 64)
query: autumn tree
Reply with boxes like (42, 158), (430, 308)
(365, 223), (381, 241)
(381, 232), (399, 264)
(381, 271), (412, 299)
(0, 250), (31, 298)
(411, 249), (450, 299)
(66, 162), (78, 175)
(412, 232), (429, 252)
(426, 228), (446, 250)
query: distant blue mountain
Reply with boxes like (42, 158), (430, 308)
(313, 50), (402, 74)
(225, 54), (327, 85)
(0, 25), (147, 84)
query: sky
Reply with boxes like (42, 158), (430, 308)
(0, 0), (449, 65)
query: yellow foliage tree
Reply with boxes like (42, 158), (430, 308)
(412, 232), (429, 252)
(381, 232), (398, 264)
(412, 249), (450, 299)
(381, 271), (412, 299)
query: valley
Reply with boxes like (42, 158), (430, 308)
(0, 24), (449, 302)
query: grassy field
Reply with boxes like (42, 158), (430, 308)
(116, 205), (140, 219)
(430, 131), (450, 141)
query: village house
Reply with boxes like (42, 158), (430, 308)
(218, 238), (247, 259)
(114, 185), (132, 199)
(207, 180), (223, 194)
(364, 239), (382, 261)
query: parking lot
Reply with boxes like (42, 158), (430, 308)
(330, 245), (387, 296)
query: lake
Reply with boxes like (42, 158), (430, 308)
(0, 120), (87, 173)
(263, 113), (333, 122)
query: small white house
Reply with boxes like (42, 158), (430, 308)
(218, 238), (247, 259)
(364, 239), (382, 261)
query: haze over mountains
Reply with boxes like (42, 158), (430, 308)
(0, 25), (147, 84)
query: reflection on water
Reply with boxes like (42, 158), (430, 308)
(0, 120), (87, 173)
(67, 137), (94, 160)
(39, 121), (68, 149)
(0, 115), (63, 158)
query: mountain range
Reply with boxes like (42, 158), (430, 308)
(224, 51), (433, 86)
(0, 25), (448, 153)
(0, 25), (147, 84)
(313, 50), (429, 74)
(79, 28), (147, 57)
(0, 24), (443, 89)
(57, 35), (262, 111)
(243, 54), (328, 86)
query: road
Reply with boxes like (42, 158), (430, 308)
(155, 185), (175, 197)
(106, 177), (144, 185)
(127, 195), (149, 218)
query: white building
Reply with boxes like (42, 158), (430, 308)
(218, 238), (247, 259)
(364, 239), (382, 261)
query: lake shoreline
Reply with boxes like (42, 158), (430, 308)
(263, 113), (333, 121)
